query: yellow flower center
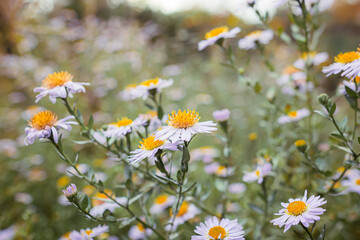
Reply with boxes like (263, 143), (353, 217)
(57, 176), (70, 188)
(356, 179), (360, 185)
(215, 166), (226, 175)
(84, 230), (93, 236)
(248, 30), (263, 37)
(287, 201), (307, 216)
(42, 71), (73, 89)
(255, 170), (260, 176)
(155, 195), (168, 204)
(205, 26), (229, 39)
(334, 51), (360, 64)
(28, 110), (58, 130)
(111, 117), (133, 127)
(140, 78), (159, 87)
(288, 111), (297, 118)
(333, 181), (341, 189)
(126, 84), (137, 89)
(283, 66), (299, 75)
(336, 167), (345, 173)
(167, 109), (200, 129)
(208, 226), (227, 239)
(170, 201), (189, 217)
(301, 51), (317, 59)
(92, 189), (114, 206)
(137, 223), (145, 232)
(139, 134), (165, 150)
(295, 140), (306, 147)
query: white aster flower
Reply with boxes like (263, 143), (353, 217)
(25, 110), (77, 145)
(138, 110), (162, 132)
(205, 162), (234, 177)
(0, 225), (16, 240)
(213, 109), (231, 122)
(166, 201), (201, 231)
(150, 194), (176, 214)
(277, 66), (313, 96)
(62, 183), (77, 198)
(274, 0), (334, 15)
(238, 30), (273, 50)
(192, 216), (245, 240)
(104, 117), (146, 139)
(342, 169), (360, 194)
(191, 146), (220, 163)
(155, 109), (217, 142)
(128, 223), (152, 240)
(198, 26), (241, 51)
(128, 134), (180, 165)
(323, 50), (360, 79)
(90, 190), (127, 216)
(34, 71), (89, 103)
(277, 108), (310, 124)
(271, 190), (326, 232)
(137, 77), (173, 99)
(243, 162), (272, 184)
(337, 78), (360, 96)
(293, 51), (328, 70)
(118, 84), (140, 101)
(69, 225), (109, 240)
(228, 183), (246, 194)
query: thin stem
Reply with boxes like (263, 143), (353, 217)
(327, 165), (351, 194)
(300, 222), (314, 240)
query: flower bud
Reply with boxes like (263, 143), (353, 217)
(295, 140), (307, 153)
(317, 93), (330, 106)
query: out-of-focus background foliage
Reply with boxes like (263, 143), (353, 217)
(1, 0), (360, 239)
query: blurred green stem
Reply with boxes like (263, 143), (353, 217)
(300, 223), (314, 240)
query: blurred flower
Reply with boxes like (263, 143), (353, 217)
(57, 176), (71, 188)
(192, 216), (245, 240)
(104, 117), (146, 139)
(0, 225), (16, 240)
(277, 66), (313, 96)
(150, 194), (176, 214)
(277, 108), (310, 124)
(228, 183), (246, 194)
(274, 0), (334, 15)
(198, 26), (241, 51)
(69, 225), (109, 240)
(271, 190), (326, 232)
(243, 162), (272, 184)
(0, 139), (18, 157)
(137, 77), (173, 99)
(90, 190), (127, 216)
(212, 109), (231, 122)
(342, 169), (360, 194)
(59, 231), (71, 240)
(205, 163), (234, 177)
(128, 134), (179, 165)
(238, 30), (273, 50)
(323, 50), (360, 79)
(138, 111), (162, 132)
(119, 84), (139, 101)
(15, 192), (33, 204)
(337, 77), (360, 96)
(293, 52), (328, 70)
(248, 132), (258, 141)
(25, 110), (77, 145)
(166, 201), (201, 231)
(190, 147), (219, 163)
(295, 139), (307, 152)
(128, 223), (152, 239)
(34, 71), (89, 103)
(156, 109), (217, 142)
(66, 164), (89, 177)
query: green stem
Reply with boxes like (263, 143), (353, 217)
(300, 222), (314, 240)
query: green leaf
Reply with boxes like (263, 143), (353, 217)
(332, 144), (353, 154)
(345, 95), (358, 110)
(79, 194), (91, 212)
(73, 140), (92, 145)
(345, 86), (358, 97)
(181, 144), (190, 173)
(329, 103), (336, 116)
(183, 182), (197, 194)
(330, 133), (346, 142)
(248, 203), (263, 214)
(88, 114), (94, 129)
(76, 109), (84, 123)
(125, 179), (133, 191)
(74, 153), (79, 164)
(98, 180), (104, 192)
(254, 82), (262, 93)
(339, 116), (348, 132)
(157, 105), (164, 120)
(119, 217), (136, 229)
(314, 110), (330, 120)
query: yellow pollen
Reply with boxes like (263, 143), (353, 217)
(205, 26), (229, 39)
(215, 166), (226, 175)
(248, 30), (263, 37)
(57, 176), (70, 188)
(356, 179), (360, 185)
(155, 195), (168, 204)
(287, 201), (307, 216)
(255, 170), (260, 176)
(139, 134), (165, 150)
(42, 71), (73, 89)
(334, 51), (360, 64)
(137, 223), (145, 232)
(295, 140), (306, 147)
(208, 226), (227, 239)
(283, 66), (300, 75)
(28, 110), (58, 130)
(111, 117), (133, 127)
(288, 111), (297, 118)
(167, 109), (200, 129)
(84, 230), (93, 235)
(140, 78), (159, 87)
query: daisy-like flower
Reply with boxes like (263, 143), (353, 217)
(198, 26), (241, 51)
(69, 225), (109, 240)
(277, 66), (313, 96)
(192, 216), (245, 240)
(205, 162), (234, 177)
(271, 190), (326, 232)
(138, 110), (162, 132)
(62, 183), (77, 199)
(25, 110), (77, 145)
(277, 108), (310, 124)
(128, 134), (179, 165)
(337, 77), (360, 96)
(323, 49), (360, 79)
(238, 30), (273, 50)
(213, 109), (231, 122)
(191, 146), (220, 163)
(155, 109), (217, 142)
(118, 84), (140, 101)
(150, 194), (176, 214)
(293, 51), (328, 70)
(137, 77), (173, 99)
(34, 71), (89, 103)
(104, 117), (146, 139)
(128, 223), (152, 240)
(89, 190), (127, 216)
(243, 162), (272, 184)
(274, 0), (334, 15)
(342, 169), (360, 194)
(228, 183), (246, 194)
(166, 201), (201, 231)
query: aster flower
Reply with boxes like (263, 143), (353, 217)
(69, 225), (109, 240)
(277, 108), (310, 124)
(128, 223), (152, 240)
(274, 0), (334, 15)
(192, 216), (245, 240)
(277, 66), (313, 96)
(337, 77), (360, 96)
(25, 110), (77, 145)
(323, 50), (360, 79)
(128, 134), (179, 165)
(191, 147), (220, 163)
(150, 194), (176, 214)
(228, 183), (246, 194)
(205, 162), (234, 177)
(166, 201), (201, 231)
(243, 162), (272, 184)
(198, 26), (241, 51)
(118, 84), (140, 101)
(137, 77), (173, 99)
(138, 110), (162, 132)
(238, 30), (273, 50)
(155, 109), (217, 142)
(271, 190), (326, 232)
(62, 183), (77, 198)
(293, 51), (328, 70)
(34, 71), (89, 103)
(212, 109), (231, 122)
(104, 117), (146, 139)
(342, 169), (360, 194)
(89, 190), (127, 216)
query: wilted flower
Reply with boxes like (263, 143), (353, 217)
(166, 201), (201, 231)
(212, 109), (231, 122)
(128, 134), (179, 165)
(128, 223), (152, 239)
(192, 216), (245, 240)
(238, 30), (273, 50)
(271, 190), (326, 232)
(34, 71), (89, 103)
(104, 117), (146, 139)
(150, 194), (176, 214)
(277, 108), (310, 124)
(198, 26), (241, 51)
(243, 162), (272, 184)
(25, 110), (77, 145)
(323, 50), (360, 79)
(155, 109), (217, 142)
(69, 225), (109, 240)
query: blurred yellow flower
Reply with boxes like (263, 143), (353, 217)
(248, 132), (258, 141)
(57, 176), (70, 188)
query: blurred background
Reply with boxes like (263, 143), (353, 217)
(1, 0), (360, 239)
